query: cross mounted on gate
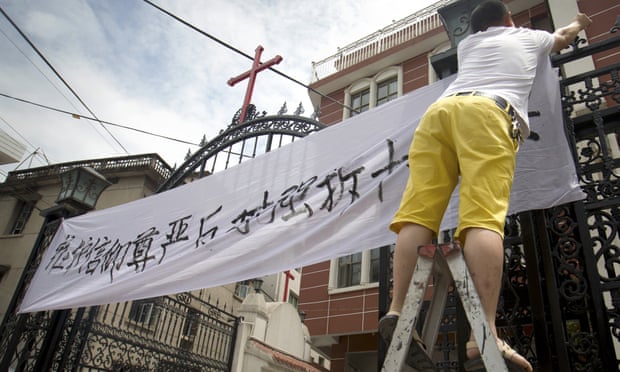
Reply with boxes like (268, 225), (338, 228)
(228, 45), (283, 124)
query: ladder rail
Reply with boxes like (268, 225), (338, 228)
(380, 242), (511, 371)
(420, 258), (450, 356)
(441, 244), (508, 372)
(381, 253), (435, 371)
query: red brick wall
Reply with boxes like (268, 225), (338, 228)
(299, 261), (380, 336)
(403, 54), (430, 93)
(579, 1), (620, 66)
(317, 91), (345, 126)
(299, 261), (330, 334)
(329, 333), (378, 372)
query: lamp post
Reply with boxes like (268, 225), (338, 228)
(0, 166), (111, 372)
(251, 278), (264, 293)
(36, 167), (111, 371)
(56, 166), (112, 212)
(430, 0), (484, 79)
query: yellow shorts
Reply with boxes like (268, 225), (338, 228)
(390, 95), (518, 240)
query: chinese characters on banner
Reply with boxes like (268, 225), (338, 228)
(20, 65), (584, 312)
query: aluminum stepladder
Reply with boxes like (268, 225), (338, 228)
(381, 242), (510, 372)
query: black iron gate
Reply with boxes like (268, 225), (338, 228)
(0, 197), (239, 372)
(402, 24), (620, 372)
(537, 29), (620, 370)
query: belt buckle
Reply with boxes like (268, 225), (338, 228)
(511, 119), (523, 143)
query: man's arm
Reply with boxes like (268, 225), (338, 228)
(552, 13), (592, 53)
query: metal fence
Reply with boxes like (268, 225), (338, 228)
(0, 210), (239, 371)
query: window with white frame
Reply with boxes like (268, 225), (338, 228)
(337, 252), (362, 287)
(330, 247), (393, 291)
(128, 299), (157, 326)
(288, 291), (298, 308)
(428, 41), (452, 84)
(7, 200), (35, 235)
(370, 247), (382, 283)
(351, 88), (370, 117)
(234, 280), (252, 299)
(377, 77), (398, 106)
(343, 66), (402, 120)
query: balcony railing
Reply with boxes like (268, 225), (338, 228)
(310, 0), (452, 82)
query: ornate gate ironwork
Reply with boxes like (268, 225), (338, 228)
(0, 110), (324, 371)
(159, 112), (325, 192)
(396, 24), (620, 372)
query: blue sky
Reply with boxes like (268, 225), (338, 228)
(0, 0), (439, 179)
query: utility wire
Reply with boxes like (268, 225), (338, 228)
(141, 0), (360, 115)
(0, 4), (130, 154)
(0, 92), (201, 146)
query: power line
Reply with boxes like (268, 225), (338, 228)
(0, 92), (201, 146)
(141, 0), (360, 115)
(0, 4), (130, 154)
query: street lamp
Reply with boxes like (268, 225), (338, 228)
(251, 278), (264, 293)
(430, 0), (484, 78)
(56, 166), (112, 212)
(2, 166), (111, 371)
(34, 166), (111, 371)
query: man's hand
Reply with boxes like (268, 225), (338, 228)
(552, 12), (593, 52)
(575, 13), (593, 29)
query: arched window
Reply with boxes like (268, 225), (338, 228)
(343, 66), (403, 119)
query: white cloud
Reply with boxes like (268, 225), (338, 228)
(0, 0), (439, 179)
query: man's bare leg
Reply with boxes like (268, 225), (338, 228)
(388, 223), (434, 315)
(462, 227), (532, 372)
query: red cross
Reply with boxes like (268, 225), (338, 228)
(228, 45), (283, 124)
(282, 270), (295, 302)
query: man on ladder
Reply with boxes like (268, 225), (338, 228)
(380, 1), (592, 370)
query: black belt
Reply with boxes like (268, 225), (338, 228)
(450, 91), (516, 120)
(449, 91), (523, 143)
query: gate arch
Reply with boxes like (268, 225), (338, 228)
(159, 114), (325, 192)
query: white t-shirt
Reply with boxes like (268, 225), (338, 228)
(441, 26), (555, 134)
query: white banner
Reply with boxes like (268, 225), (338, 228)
(20, 66), (585, 312)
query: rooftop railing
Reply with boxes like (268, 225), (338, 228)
(310, 0), (452, 82)
(3, 153), (172, 185)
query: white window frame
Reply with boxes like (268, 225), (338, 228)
(376, 77), (399, 106)
(343, 66), (403, 120)
(8, 199), (35, 235)
(328, 248), (380, 294)
(428, 41), (452, 84)
(345, 78), (372, 118)
(234, 281), (251, 299)
(128, 299), (156, 326)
